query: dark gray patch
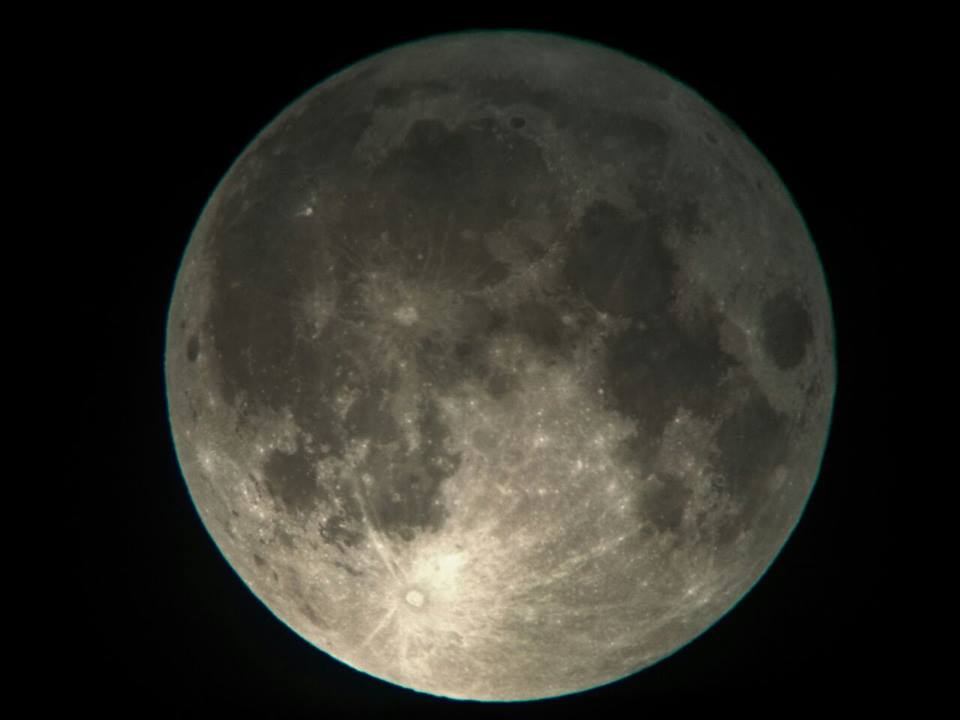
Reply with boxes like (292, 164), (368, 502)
(458, 295), (502, 338)
(300, 602), (327, 628)
(415, 396), (462, 479)
(597, 116), (668, 152)
(204, 205), (335, 411)
(286, 340), (350, 455)
(565, 200), (676, 319)
(334, 560), (363, 577)
(276, 528), (295, 549)
(516, 231), (549, 264)
(319, 510), (365, 552)
(367, 116), (554, 288)
(487, 369), (518, 398)
(419, 307), (505, 392)
(588, 116), (670, 184)
(184, 392), (200, 422)
(627, 181), (666, 215)
(474, 260), (511, 287)
(761, 290), (814, 370)
(605, 307), (736, 443)
(252, 553), (266, 567)
(452, 335), (489, 374)
(711, 383), (789, 542)
(186, 334), (199, 362)
(719, 155), (750, 192)
(344, 386), (401, 442)
(512, 300), (571, 355)
(705, 132), (718, 145)
(356, 396), (459, 541)
(262, 443), (326, 513)
(510, 116), (526, 129)
(415, 333), (484, 394)
(211, 103), (373, 235)
(673, 199), (710, 236)
(201, 74), (375, 412)
(641, 473), (691, 532)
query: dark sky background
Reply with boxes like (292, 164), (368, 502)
(63, 15), (896, 718)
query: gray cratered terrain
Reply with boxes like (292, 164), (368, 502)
(165, 31), (834, 701)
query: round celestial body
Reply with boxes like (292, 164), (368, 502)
(165, 31), (835, 701)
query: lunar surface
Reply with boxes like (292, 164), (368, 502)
(165, 32), (834, 701)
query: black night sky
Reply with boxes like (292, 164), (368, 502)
(61, 13), (898, 718)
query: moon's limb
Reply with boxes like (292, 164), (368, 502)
(165, 31), (834, 701)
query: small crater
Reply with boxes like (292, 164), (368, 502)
(406, 589), (425, 607)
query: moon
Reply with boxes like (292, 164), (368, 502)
(165, 31), (834, 701)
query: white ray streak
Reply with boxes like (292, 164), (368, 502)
(359, 604), (399, 649)
(349, 473), (400, 580)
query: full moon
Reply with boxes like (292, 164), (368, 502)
(166, 32), (834, 701)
